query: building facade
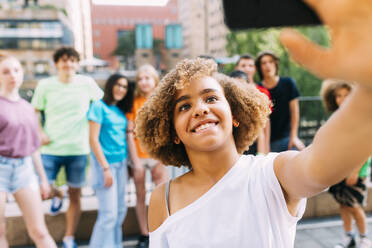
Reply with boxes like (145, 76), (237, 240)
(90, 0), (178, 68)
(0, 3), (74, 87)
(178, 0), (228, 59)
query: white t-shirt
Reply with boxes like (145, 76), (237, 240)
(150, 153), (306, 248)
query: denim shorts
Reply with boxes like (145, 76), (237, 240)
(41, 154), (88, 188)
(0, 155), (39, 194)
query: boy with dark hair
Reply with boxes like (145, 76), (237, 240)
(32, 46), (103, 248)
(256, 51), (305, 152)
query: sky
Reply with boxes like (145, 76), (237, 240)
(92, 0), (169, 7)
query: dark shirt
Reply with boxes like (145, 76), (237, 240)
(259, 77), (300, 142)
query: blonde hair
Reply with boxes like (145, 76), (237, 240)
(135, 64), (159, 97)
(320, 79), (353, 112)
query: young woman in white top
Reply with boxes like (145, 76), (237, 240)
(135, 1), (372, 247)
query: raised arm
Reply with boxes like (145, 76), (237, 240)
(274, 0), (372, 204)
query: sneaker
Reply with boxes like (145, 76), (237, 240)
(136, 235), (149, 248)
(50, 196), (63, 216)
(359, 237), (372, 248)
(62, 238), (77, 248)
(334, 235), (356, 248)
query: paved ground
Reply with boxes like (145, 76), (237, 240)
(12, 215), (372, 247)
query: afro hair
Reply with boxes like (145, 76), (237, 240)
(135, 58), (271, 168)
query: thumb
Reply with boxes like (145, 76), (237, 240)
(280, 29), (333, 79)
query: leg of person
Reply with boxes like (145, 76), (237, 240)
(133, 160), (148, 247)
(338, 205), (357, 248)
(41, 155), (63, 215)
(151, 162), (169, 186)
(114, 161), (128, 248)
(14, 187), (57, 248)
(63, 155), (87, 248)
(350, 206), (372, 248)
(89, 167), (118, 248)
(0, 192), (9, 248)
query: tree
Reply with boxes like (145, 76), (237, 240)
(113, 31), (135, 69)
(225, 26), (330, 96)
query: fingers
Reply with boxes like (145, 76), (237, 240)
(280, 28), (333, 79)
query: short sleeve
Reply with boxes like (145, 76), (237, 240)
(126, 111), (134, 121)
(260, 153), (306, 224)
(288, 78), (300, 101)
(31, 80), (46, 110)
(88, 78), (103, 101)
(87, 100), (104, 124)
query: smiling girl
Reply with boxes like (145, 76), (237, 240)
(88, 74), (135, 248)
(133, 0), (372, 246)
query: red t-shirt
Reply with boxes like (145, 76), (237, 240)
(256, 85), (272, 111)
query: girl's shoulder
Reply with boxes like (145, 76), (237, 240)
(148, 182), (169, 232)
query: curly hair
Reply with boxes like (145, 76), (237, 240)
(320, 79), (353, 113)
(135, 58), (271, 168)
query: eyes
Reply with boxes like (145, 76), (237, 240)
(177, 95), (218, 112)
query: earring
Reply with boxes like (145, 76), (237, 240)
(174, 136), (180, 144)
(233, 120), (240, 128)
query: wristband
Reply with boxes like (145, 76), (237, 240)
(103, 166), (110, 171)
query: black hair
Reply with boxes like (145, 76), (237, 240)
(102, 74), (134, 113)
(236, 54), (255, 67)
(53, 47), (80, 63)
(255, 51), (279, 80)
(229, 70), (249, 82)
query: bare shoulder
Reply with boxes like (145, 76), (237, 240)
(148, 182), (168, 232)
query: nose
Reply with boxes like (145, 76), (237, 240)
(193, 101), (209, 118)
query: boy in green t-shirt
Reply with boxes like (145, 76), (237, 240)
(31, 47), (103, 248)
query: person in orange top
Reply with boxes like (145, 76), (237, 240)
(126, 64), (169, 248)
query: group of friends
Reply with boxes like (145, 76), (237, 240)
(0, 1), (372, 247)
(0, 47), (168, 248)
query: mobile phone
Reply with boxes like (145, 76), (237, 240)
(223, 0), (321, 29)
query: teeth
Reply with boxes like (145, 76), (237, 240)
(195, 123), (215, 132)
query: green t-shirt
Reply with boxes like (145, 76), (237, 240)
(359, 157), (371, 178)
(31, 75), (103, 155)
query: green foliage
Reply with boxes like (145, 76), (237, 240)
(225, 26), (330, 96)
(113, 31), (135, 58)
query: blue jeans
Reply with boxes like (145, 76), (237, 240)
(89, 155), (128, 248)
(270, 136), (290, 152)
(41, 154), (88, 188)
(271, 136), (299, 152)
(0, 155), (38, 193)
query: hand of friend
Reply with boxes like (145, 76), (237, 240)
(39, 180), (51, 200)
(40, 131), (51, 146)
(280, 0), (372, 88)
(288, 136), (305, 151)
(104, 169), (113, 187)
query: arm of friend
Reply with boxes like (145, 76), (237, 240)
(274, 0), (372, 214)
(126, 120), (143, 173)
(89, 121), (113, 187)
(31, 150), (51, 200)
(288, 98), (305, 151)
(34, 109), (51, 146)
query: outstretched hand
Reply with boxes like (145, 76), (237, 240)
(280, 0), (372, 88)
